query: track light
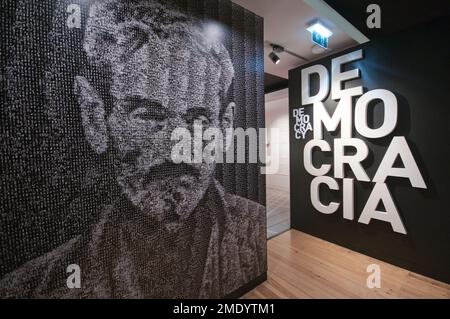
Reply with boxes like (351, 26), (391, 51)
(268, 43), (309, 65)
(269, 51), (280, 64)
(269, 44), (284, 64)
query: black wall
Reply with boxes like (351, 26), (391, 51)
(289, 17), (450, 283)
(324, 0), (450, 40)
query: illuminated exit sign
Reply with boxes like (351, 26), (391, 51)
(307, 22), (332, 49)
(311, 31), (328, 49)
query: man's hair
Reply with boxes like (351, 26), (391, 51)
(81, 0), (235, 114)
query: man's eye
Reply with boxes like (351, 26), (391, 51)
(129, 108), (166, 122)
(119, 25), (148, 53)
(193, 115), (210, 125)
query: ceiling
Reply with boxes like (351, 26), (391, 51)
(232, 0), (358, 79)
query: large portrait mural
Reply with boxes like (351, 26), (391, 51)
(0, 0), (266, 298)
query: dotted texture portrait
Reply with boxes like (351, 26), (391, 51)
(0, 0), (266, 298)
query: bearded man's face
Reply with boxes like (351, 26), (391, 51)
(77, 1), (234, 225)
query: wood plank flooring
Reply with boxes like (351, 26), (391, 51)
(244, 230), (450, 299)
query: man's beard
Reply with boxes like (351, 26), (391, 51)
(116, 162), (212, 228)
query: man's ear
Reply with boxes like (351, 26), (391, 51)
(221, 102), (235, 130)
(74, 76), (108, 154)
(221, 102), (235, 152)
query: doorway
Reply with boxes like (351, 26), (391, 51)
(265, 88), (290, 238)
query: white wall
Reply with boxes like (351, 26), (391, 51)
(265, 89), (290, 193)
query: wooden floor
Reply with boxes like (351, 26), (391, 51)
(244, 230), (450, 299)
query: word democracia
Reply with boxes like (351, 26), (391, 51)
(300, 49), (426, 234)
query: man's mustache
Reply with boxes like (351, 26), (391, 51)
(142, 161), (201, 185)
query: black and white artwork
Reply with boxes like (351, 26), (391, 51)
(0, 0), (266, 298)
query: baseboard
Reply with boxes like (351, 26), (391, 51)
(223, 272), (267, 299)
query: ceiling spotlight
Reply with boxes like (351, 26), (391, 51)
(267, 43), (309, 64)
(269, 44), (284, 64)
(269, 51), (280, 64)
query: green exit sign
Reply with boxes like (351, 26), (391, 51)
(311, 31), (328, 49)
